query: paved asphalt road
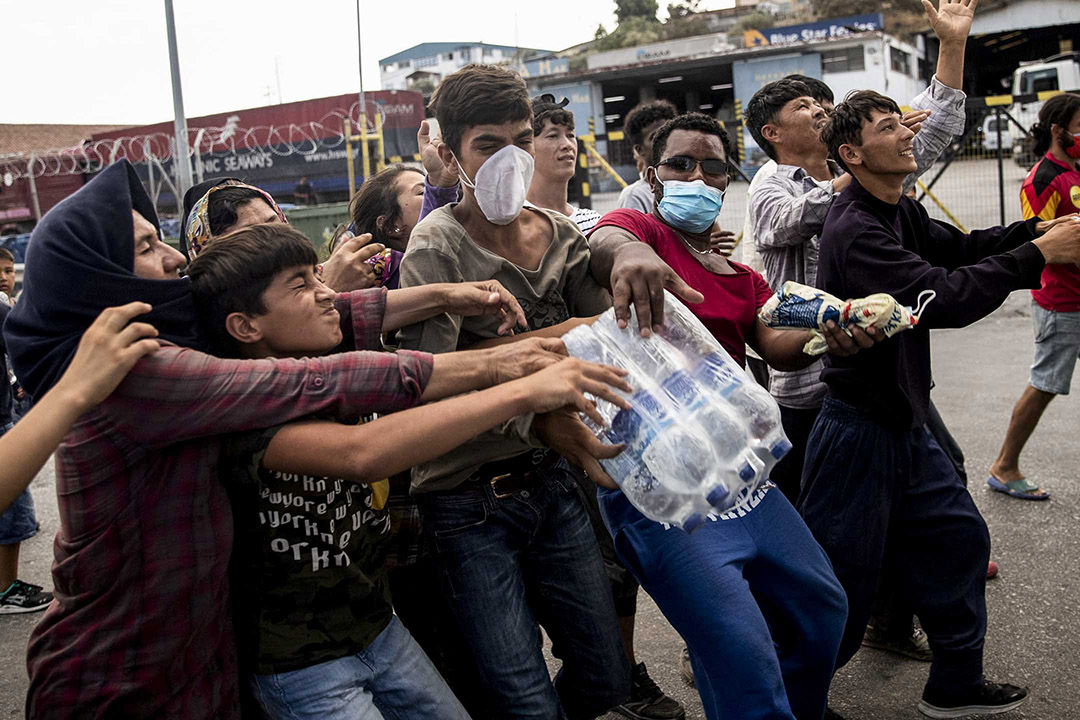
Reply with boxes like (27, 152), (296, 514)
(2, 292), (1078, 719)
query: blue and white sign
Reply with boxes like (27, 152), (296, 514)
(512, 58), (570, 78)
(745, 14), (884, 47)
(535, 81), (597, 133)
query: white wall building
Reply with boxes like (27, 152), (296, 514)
(379, 42), (552, 91)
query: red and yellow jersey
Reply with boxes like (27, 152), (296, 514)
(1023, 152), (1080, 312)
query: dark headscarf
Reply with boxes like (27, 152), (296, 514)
(3, 160), (207, 400)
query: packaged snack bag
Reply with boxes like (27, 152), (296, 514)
(758, 281), (935, 355)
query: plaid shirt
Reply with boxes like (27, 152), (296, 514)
(25, 289), (433, 720)
(750, 75), (966, 408)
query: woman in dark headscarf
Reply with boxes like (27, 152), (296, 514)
(2, 161), (440, 719)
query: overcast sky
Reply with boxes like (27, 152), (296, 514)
(5, 0), (736, 126)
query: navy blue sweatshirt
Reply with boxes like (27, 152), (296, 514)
(816, 179), (1045, 430)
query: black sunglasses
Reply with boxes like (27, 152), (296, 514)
(658, 156), (728, 176)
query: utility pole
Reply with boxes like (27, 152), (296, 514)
(355, 0), (366, 121)
(164, 0), (193, 203)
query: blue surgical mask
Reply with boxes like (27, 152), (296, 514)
(656, 178), (725, 234)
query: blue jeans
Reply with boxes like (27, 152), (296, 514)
(798, 397), (990, 694)
(0, 421), (39, 545)
(249, 615), (469, 720)
(417, 463), (629, 720)
(599, 485), (847, 720)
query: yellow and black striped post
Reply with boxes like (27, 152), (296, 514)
(733, 99), (746, 169)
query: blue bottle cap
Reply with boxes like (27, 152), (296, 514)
(683, 512), (704, 534)
(771, 438), (793, 459)
(739, 462), (757, 482)
(707, 485), (730, 508)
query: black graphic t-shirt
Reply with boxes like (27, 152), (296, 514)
(224, 424), (393, 674)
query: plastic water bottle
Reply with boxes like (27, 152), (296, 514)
(656, 291), (793, 471)
(563, 325), (733, 527)
(659, 367), (762, 490)
(691, 352), (792, 471)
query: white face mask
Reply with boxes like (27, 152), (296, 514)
(455, 145), (535, 225)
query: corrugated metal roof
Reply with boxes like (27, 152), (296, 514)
(379, 41), (548, 66)
(0, 124), (129, 155)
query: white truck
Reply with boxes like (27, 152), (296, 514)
(1008, 53), (1080, 166)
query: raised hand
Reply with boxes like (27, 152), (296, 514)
(443, 280), (528, 335)
(320, 233), (385, 292)
(58, 302), (161, 409)
(902, 109), (931, 136)
(922, 0), (978, 45)
(419, 120), (459, 188)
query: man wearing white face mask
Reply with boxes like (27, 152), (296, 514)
(397, 65), (629, 720)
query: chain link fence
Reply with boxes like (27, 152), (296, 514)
(912, 90), (1079, 232)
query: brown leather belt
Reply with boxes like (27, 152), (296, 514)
(474, 449), (560, 498)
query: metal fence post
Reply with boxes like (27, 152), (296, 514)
(27, 154), (42, 222)
(996, 106), (1005, 227)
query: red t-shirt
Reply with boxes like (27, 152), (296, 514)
(591, 209), (774, 367)
(1022, 152), (1080, 312)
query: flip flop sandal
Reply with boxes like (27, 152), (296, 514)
(987, 476), (1051, 501)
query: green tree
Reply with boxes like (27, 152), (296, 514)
(594, 15), (666, 50)
(666, 0), (702, 20)
(615, 0), (659, 22)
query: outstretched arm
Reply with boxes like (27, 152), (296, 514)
(0, 303), (160, 512)
(924, 0), (977, 91)
(262, 358), (631, 483)
(589, 225), (704, 336)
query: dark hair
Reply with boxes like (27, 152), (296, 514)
(650, 113), (732, 167)
(1031, 92), (1080, 156)
(624, 99), (678, 147)
(0, 248), (13, 264)
(744, 78), (814, 161)
(207, 185), (271, 236)
(822, 90), (903, 173)
(187, 223), (318, 356)
(786, 74), (834, 105)
(531, 94), (575, 137)
(431, 64), (532, 156)
(349, 164), (424, 246)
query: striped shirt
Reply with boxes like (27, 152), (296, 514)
(25, 289), (433, 720)
(570, 206), (603, 233)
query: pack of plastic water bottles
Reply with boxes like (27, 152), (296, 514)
(562, 291), (791, 533)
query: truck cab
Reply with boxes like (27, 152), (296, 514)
(1010, 53), (1080, 166)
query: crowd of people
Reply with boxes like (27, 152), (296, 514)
(2, 0), (1080, 718)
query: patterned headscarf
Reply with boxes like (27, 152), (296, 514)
(183, 180), (287, 260)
